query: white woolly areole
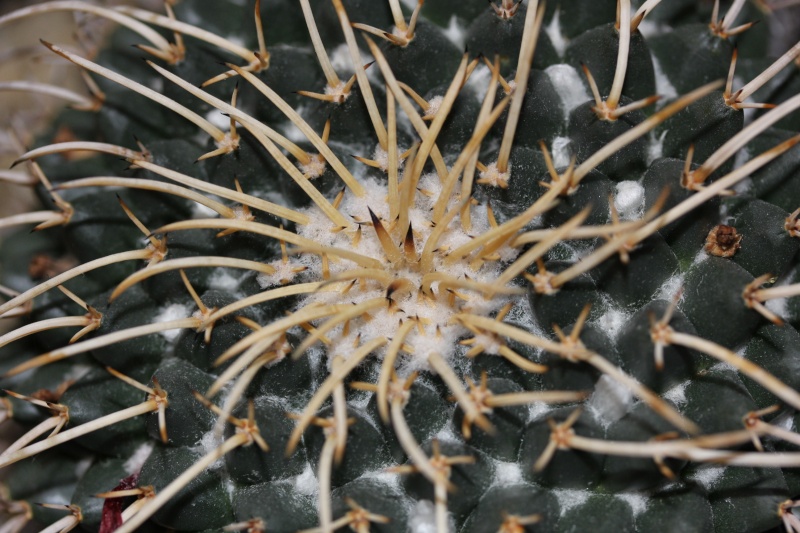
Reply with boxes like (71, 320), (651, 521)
(257, 258), (306, 288)
(479, 161), (511, 188)
(424, 95), (444, 120)
(154, 303), (191, 341)
(298, 156), (327, 180)
(614, 180), (645, 221)
(371, 143), (406, 172)
(588, 374), (634, 428)
(290, 176), (516, 372)
(545, 64), (590, 117)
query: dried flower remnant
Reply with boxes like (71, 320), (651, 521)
(705, 224), (742, 257)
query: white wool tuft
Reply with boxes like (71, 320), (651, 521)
(257, 259), (305, 288)
(711, 360), (737, 374)
(689, 464), (726, 489)
(154, 303), (191, 341)
(773, 410), (795, 431)
(195, 430), (226, 470)
(328, 43), (358, 76)
(433, 421), (460, 444)
(637, 18), (670, 39)
(225, 35), (246, 48)
(614, 180), (646, 221)
(204, 109), (230, 130)
(528, 400), (554, 422)
(662, 380), (689, 407)
(292, 462), (318, 497)
(761, 270), (793, 319)
(207, 269), (242, 291)
(647, 130), (667, 165)
(551, 136), (572, 168)
(298, 157), (327, 180)
(339, 43), (382, 85)
(544, 9), (567, 57)
(553, 489), (591, 515)
(124, 441), (154, 475)
(765, 294), (788, 319)
(191, 201), (219, 219)
(465, 63), (493, 99)
(479, 161), (511, 188)
(472, 333), (502, 355)
(371, 143), (406, 173)
(425, 95), (444, 120)
(588, 375), (634, 428)
(656, 274), (684, 302)
(651, 54), (678, 104)
(73, 458), (93, 487)
(617, 492), (649, 517)
(442, 15), (466, 49)
(691, 249), (709, 266)
(280, 112), (308, 144)
(63, 363), (93, 386)
(492, 460), (524, 487)
(545, 64), (590, 118)
(360, 469), (402, 489)
(408, 500), (448, 533)
(594, 304), (630, 342)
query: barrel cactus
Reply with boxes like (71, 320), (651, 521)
(2, 0), (800, 531)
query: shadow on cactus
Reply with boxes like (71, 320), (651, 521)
(2, 0), (800, 531)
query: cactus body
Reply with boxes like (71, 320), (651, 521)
(2, 0), (800, 532)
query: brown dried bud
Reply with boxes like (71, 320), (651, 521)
(705, 224), (742, 258)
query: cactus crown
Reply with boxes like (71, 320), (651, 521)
(2, 0), (800, 531)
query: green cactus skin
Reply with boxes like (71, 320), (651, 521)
(1, 0), (800, 531)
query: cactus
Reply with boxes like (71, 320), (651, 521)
(2, 0), (800, 531)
